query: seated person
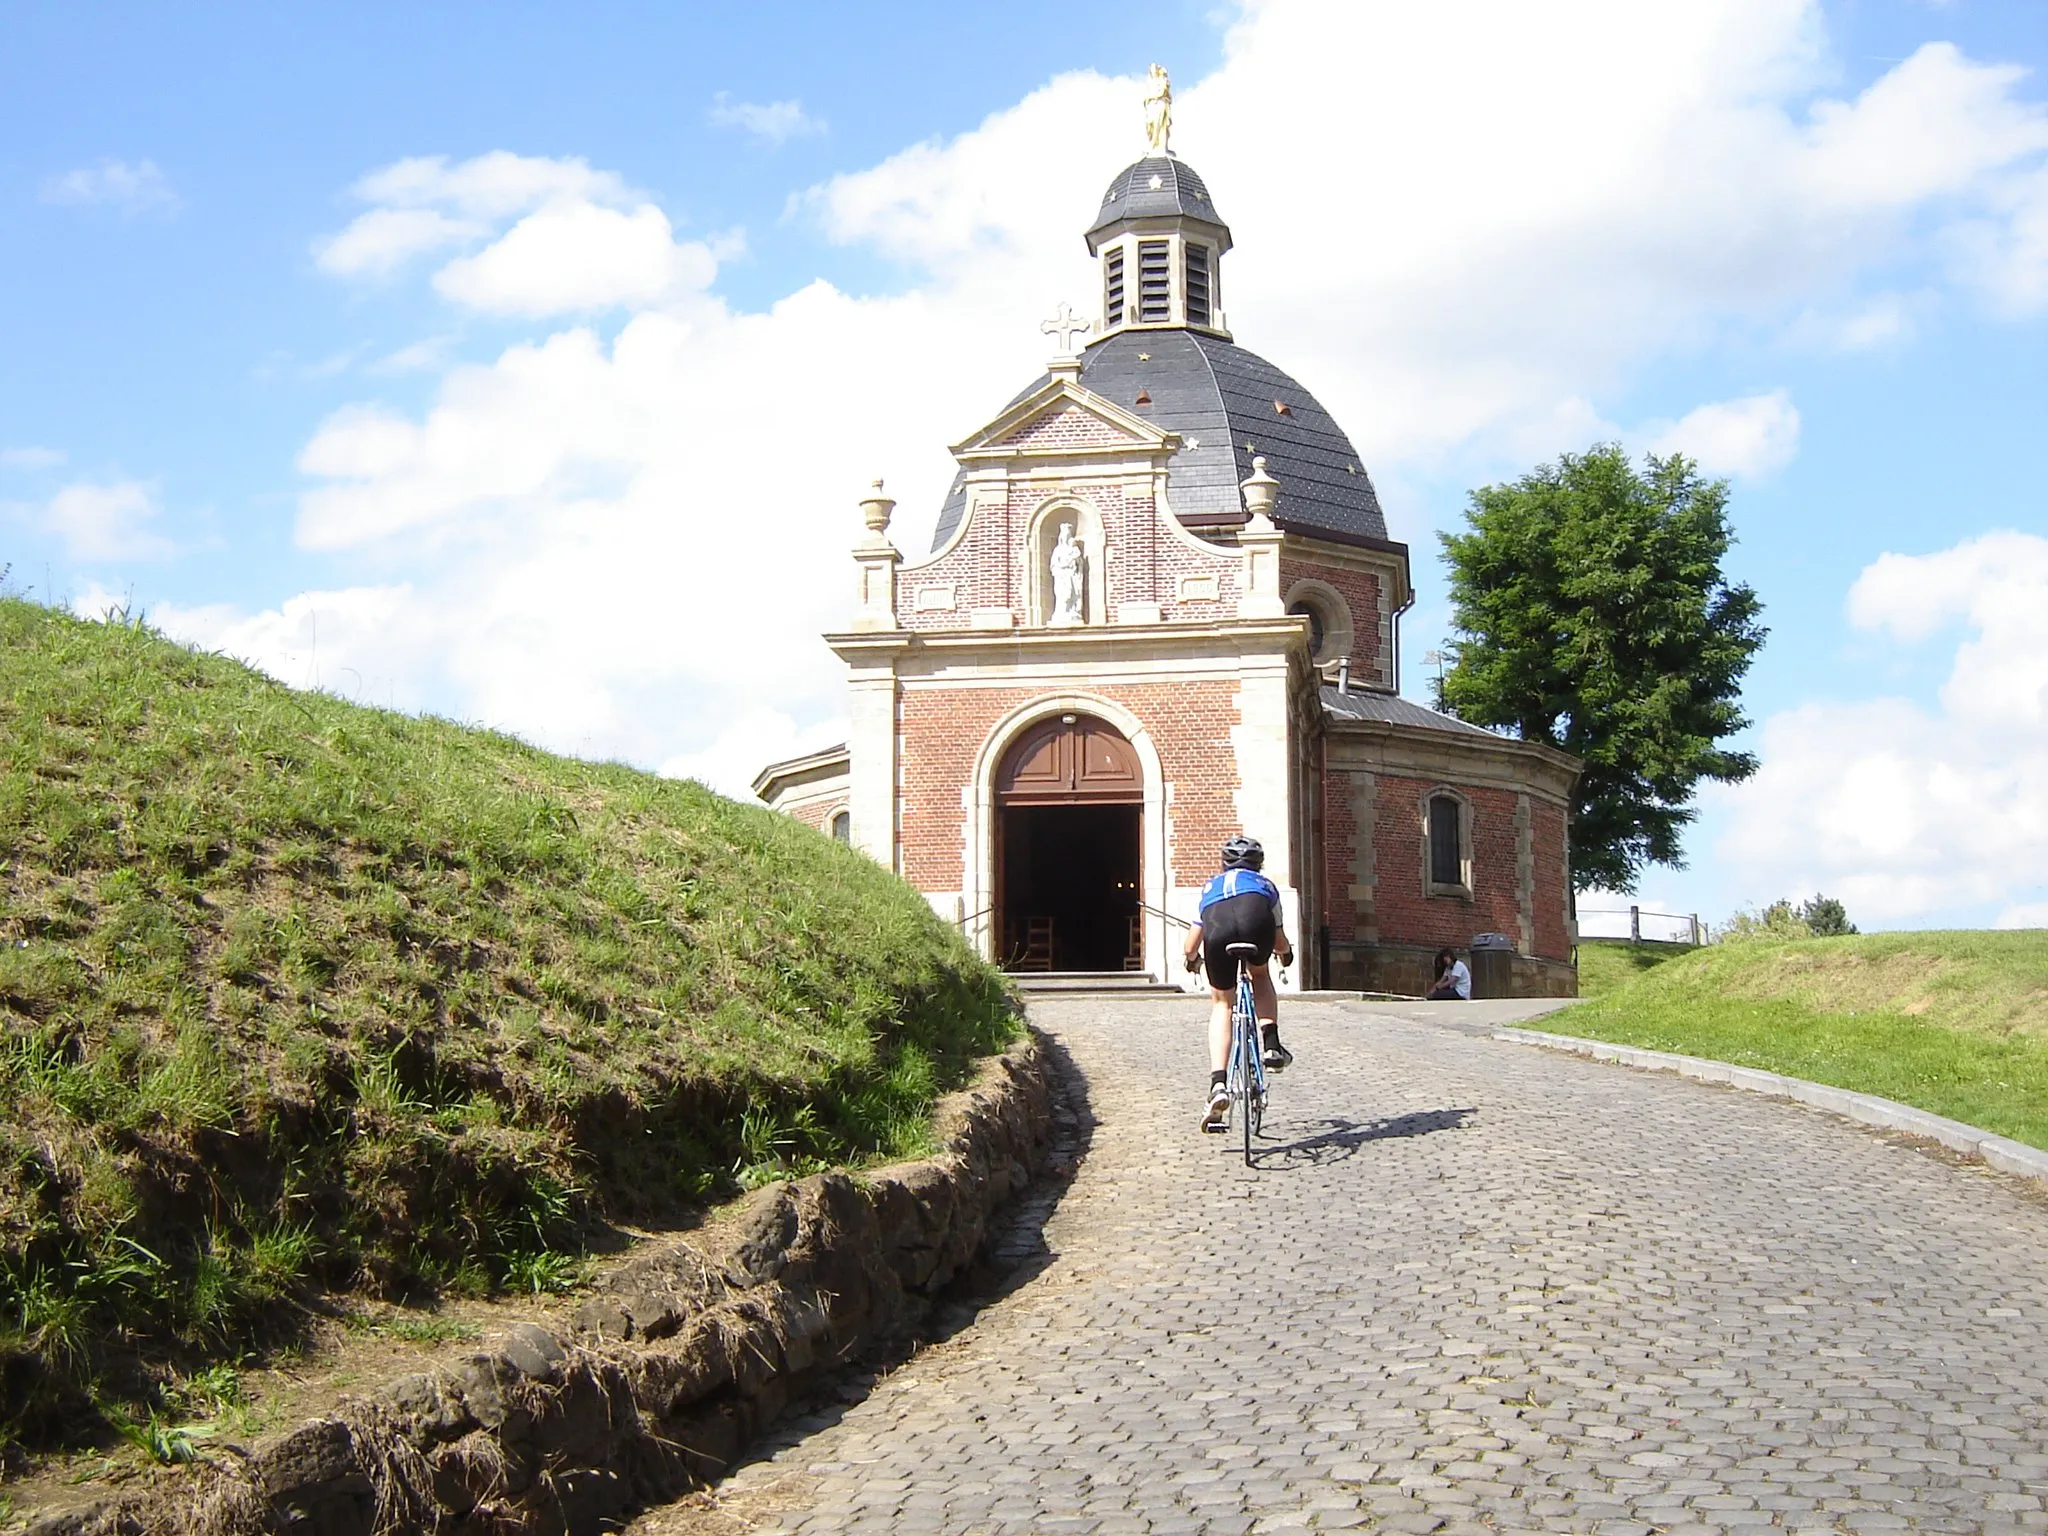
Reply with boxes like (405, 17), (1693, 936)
(1426, 946), (1471, 1001)
(1182, 834), (1294, 1131)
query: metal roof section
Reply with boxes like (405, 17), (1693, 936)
(750, 742), (850, 802)
(1085, 155), (1229, 249)
(930, 329), (1388, 550)
(1320, 687), (1502, 738)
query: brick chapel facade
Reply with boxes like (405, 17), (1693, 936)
(756, 113), (1580, 998)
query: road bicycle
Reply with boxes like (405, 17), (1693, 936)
(1221, 941), (1268, 1166)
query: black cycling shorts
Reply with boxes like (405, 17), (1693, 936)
(1200, 891), (1277, 990)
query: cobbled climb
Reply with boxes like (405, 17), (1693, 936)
(634, 997), (2048, 1535)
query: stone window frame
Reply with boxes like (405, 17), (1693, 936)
(830, 809), (851, 844)
(1283, 577), (1355, 675)
(1420, 785), (1474, 901)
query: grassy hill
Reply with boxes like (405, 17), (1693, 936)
(1573, 938), (1692, 998)
(1556, 931), (2048, 1150)
(0, 598), (1016, 1443)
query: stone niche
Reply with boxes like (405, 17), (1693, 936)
(1024, 496), (1109, 627)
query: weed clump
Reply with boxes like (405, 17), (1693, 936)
(0, 599), (1019, 1445)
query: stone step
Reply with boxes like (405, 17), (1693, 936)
(1009, 972), (1187, 996)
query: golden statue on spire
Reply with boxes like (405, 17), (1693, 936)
(1143, 63), (1172, 154)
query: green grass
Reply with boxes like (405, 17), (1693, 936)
(1573, 938), (1694, 999)
(0, 598), (1018, 1445)
(1552, 930), (2048, 1150)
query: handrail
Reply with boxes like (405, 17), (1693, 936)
(1578, 903), (1702, 946)
(1135, 900), (1194, 931)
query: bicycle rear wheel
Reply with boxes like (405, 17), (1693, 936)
(1237, 976), (1258, 1165)
(1240, 1063), (1255, 1163)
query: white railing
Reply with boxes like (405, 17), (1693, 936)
(1577, 905), (1702, 946)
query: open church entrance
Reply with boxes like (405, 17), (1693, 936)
(996, 714), (1143, 973)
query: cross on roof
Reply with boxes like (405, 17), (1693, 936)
(1040, 302), (1091, 355)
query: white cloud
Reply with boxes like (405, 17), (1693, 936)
(1945, 161), (2048, 316)
(228, 0), (2048, 791)
(807, 11), (2047, 467)
(370, 338), (455, 374)
(1646, 390), (1802, 479)
(1, 446), (67, 471)
(35, 480), (174, 562)
(353, 152), (630, 219)
(708, 93), (826, 146)
(1718, 532), (2048, 922)
(658, 708), (848, 800)
(433, 201), (719, 316)
(315, 208), (485, 276)
(242, 273), (1046, 769)
(1787, 291), (1930, 351)
(1995, 901), (2048, 931)
(150, 585), (435, 702)
(314, 151), (718, 315)
(41, 158), (179, 215)
(1797, 43), (2048, 211)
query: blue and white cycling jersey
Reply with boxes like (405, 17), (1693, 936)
(1196, 867), (1284, 925)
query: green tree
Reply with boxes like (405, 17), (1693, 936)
(1717, 900), (1811, 943)
(1439, 444), (1766, 892)
(1797, 893), (1857, 936)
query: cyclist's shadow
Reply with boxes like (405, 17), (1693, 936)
(1252, 1107), (1475, 1168)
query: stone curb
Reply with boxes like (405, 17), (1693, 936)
(1496, 1026), (2048, 1191)
(27, 1030), (1059, 1536)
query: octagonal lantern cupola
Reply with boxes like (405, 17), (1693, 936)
(1084, 74), (1233, 342)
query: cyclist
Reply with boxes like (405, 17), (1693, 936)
(1182, 834), (1295, 1130)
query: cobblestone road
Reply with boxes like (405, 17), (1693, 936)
(638, 997), (2048, 1535)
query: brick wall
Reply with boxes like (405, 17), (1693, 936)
(896, 478), (1242, 630)
(896, 680), (1243, 893)
(1000, 406), (1126, 449)
(1279, 555), (1382, 680)
(1530, 797), (1569, 958)
(1331, 942), (1577, 998)
(786, 800), (843, 835)
(1364, 773), (1527, 953)
(1321, 761), (1357, 943)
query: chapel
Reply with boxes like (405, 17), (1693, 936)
(755, 75), (1580, 997)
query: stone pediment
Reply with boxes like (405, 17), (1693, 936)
(951, 377), (1179, 462)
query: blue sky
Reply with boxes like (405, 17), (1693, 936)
(4, 1), (2046, 934)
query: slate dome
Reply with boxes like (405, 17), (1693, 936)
(1085, 155), (1227, 248)
(931, 329), (1388, 550)
(932, 150), (1389, 552)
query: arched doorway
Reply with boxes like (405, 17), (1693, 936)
(996, 713), (1143, 972)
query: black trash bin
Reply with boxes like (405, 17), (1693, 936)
(1468, 932), (1516, 1000)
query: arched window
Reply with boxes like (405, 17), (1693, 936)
(1423, 790), (1471, 897)
(1288, 600), (1326, 659)
(830, 810), (850, 844)
(1282, 579), (1354, 675)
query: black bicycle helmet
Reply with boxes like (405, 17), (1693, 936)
(1220, 835), (1264, 871)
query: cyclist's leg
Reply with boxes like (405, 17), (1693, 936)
(1248, 958), (1295, 1069)
(1200, 928), (1238, 1074)
(1248, 960), (1278, 1028)
(1207, 987), (1231, 1073)
(1201, 929), (1234, 1127)
(1200, 986), (1233, 1130)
